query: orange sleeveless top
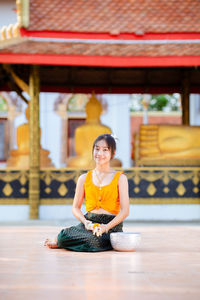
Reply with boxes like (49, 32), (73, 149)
(84, 170), (122, 215)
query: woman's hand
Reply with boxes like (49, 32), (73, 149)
(92, 224), (108, 237)
(84, 220), (93, 230)
(85, 222), (108, 236)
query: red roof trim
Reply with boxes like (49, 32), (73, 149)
(0, 53), (200, 67)
(20, 28), (200, 40)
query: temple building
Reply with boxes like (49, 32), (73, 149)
(0, 0), (200, 221)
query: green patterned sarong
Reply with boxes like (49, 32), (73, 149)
(57, 212), (123, 252)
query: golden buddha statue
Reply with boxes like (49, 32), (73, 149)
(7, 105), (53, 168)
(135, 124), (200, 164)
(67, 94), (122, 168)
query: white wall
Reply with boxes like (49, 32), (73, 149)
(101, 94), (131, 168)
(0, 0), (17, 27)
(0, 204), (199, 221)
(0, 205), (29, 221)
(39, 204), (200, 221)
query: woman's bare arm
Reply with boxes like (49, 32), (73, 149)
(72, 174), (87, 225)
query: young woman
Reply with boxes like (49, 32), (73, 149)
(45, 134), (129, 252)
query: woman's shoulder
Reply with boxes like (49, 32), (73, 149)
(78, 173), (87, 181)
(77, 171), (92, 184)
(111, 170), (127, 184)
(118, 172), (128, 183)
(114, 170), (126, 178)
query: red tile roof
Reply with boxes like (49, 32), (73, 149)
(29, 0), (200, 33)
(1, 1), (200, 66)
(0, 40), (200, 57)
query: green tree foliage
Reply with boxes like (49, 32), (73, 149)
(130, 94), (180, 112)
(149, 95), (180, 111)
(149, 95), (168, 111)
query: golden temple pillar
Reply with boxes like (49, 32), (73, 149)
(181, 70), (190, 125)
(29, 65), (40, 219)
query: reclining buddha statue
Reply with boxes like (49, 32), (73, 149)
(135, 124), (200, 165)
(7, 105), (53, 168)
(67, 93), (122, 168)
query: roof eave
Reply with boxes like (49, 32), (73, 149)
(20, 29), (200, 41)
(0, 52), (200, 68)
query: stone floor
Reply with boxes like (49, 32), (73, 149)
(0, 221), (200, 300)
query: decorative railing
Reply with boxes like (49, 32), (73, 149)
(0, 167), (200, 204)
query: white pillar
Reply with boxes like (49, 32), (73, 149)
(190, 94), (200, 125)
(39, 92), (61, 168)
(101, 94), (131, 168)
(7, 105), (21, 150)
(56, 103), (68, 167)
(13, 100), (27, 149)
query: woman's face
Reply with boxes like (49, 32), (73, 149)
(93, 139), (112, 165)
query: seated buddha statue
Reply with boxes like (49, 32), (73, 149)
(67, 93), (122, 168)
(7, 105), (53, 168)
(136, 124), (200, 164)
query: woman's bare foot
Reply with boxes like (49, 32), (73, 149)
(44, 238), (61, 249)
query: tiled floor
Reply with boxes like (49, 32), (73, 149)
(0, 221), (200, 300)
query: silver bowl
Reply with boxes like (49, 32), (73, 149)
(110, 232), (141, 252)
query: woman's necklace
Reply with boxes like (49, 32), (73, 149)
(94, 169), (109, 188)
(94, 169), (109, 207)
